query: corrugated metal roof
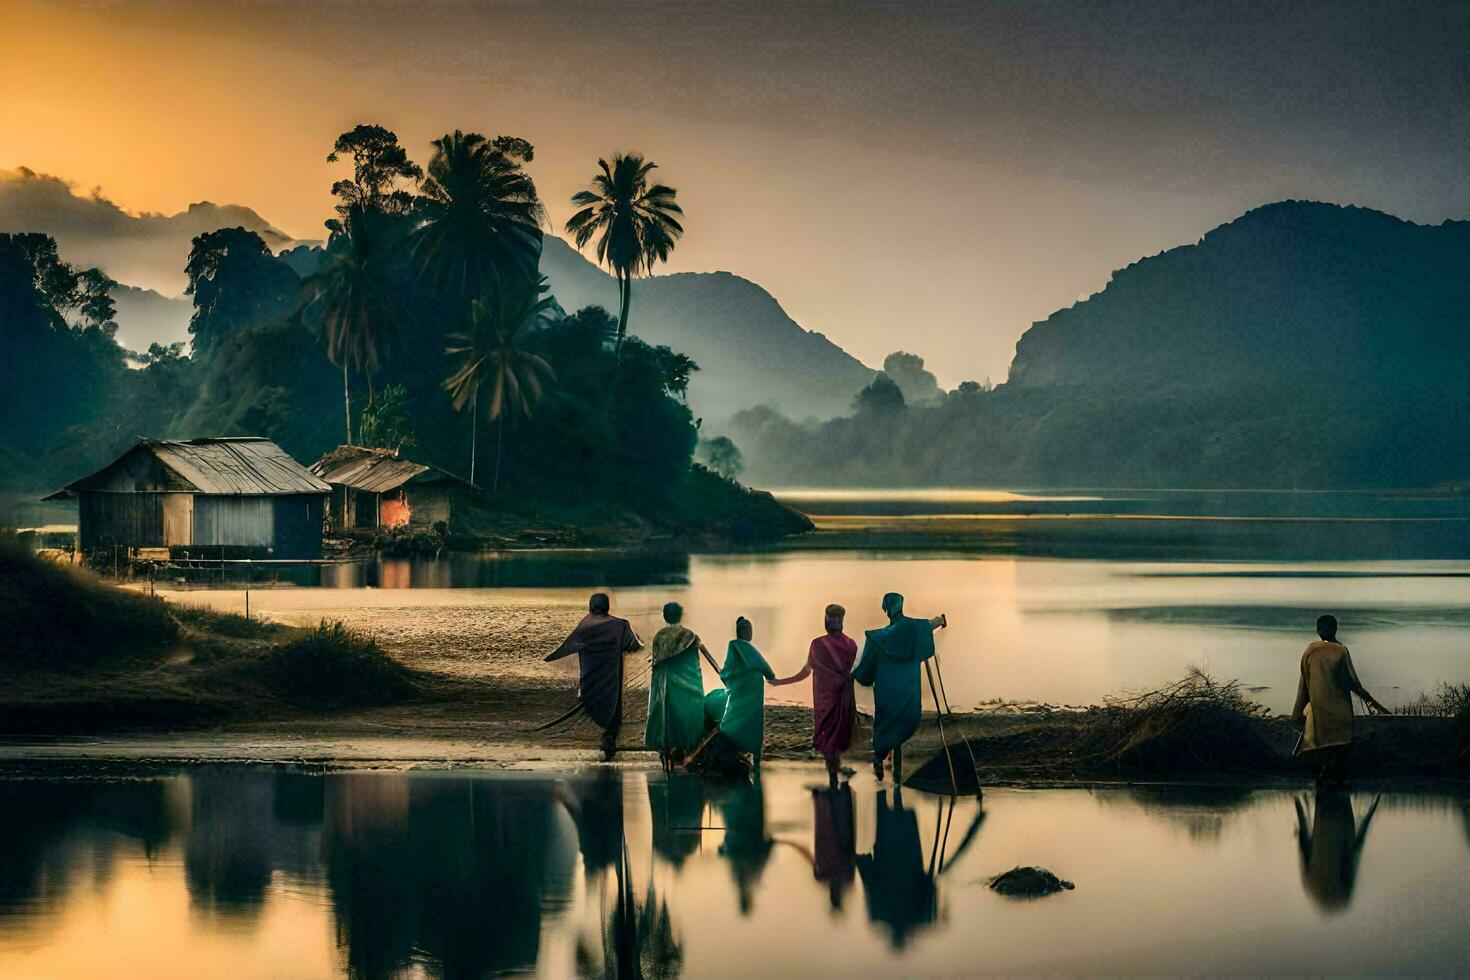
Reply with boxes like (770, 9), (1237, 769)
(310, 445), (474, 493)
(144, 438), (330, 495)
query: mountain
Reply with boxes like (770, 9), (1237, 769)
(731, 201), (1470, 489)
(0, 167), (311, 295)
(1009, 201), (1470, 395)
(109, 284), (191, 353)
(2, 166), (874, 420)
(539, 237), (874, 422)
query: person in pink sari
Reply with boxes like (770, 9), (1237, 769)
(772, 604), (858, 784)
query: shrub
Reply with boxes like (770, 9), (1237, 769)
(256, 619), (417, 707)
(173, 603), (275, 640)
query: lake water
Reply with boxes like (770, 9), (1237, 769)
(1, 765), (1467, 977)
(164, 489), (1470, 713)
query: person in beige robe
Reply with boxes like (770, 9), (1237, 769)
(1291, 615), (1389, 780)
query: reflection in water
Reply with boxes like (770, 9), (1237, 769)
(715, 779), (774, 915)
(4, 770), (1470, 976)
(811, 785), (856, 910)
(0, 779), (175, 914)
(648, 772), (707, 869)
(857, 789), (938, 948)
(856, 788), (987, 950)
(1294, 790), (1380, 913)
(322, 550), (696, 589)
(1110, 784), (1257, 842)
(568, 770), (686, 979)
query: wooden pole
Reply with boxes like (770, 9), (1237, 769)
(925, 660), (960, 795)
(932, 652), (981, 778)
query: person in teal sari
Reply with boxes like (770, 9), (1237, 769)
(852, 593), (947, 782)
(718, 616), (776, 764)
(645, 602), (720, 770)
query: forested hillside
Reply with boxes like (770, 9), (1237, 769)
(729, 202), (1470, 489)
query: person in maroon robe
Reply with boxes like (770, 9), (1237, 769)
(544, 592), (643, 759)
(771, 604), (859, 784)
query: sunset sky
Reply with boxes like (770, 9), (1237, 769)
(4, 0), (1469, 384)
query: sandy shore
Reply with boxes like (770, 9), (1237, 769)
(6, 585), (1459, 788)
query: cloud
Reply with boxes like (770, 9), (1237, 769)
(0, 167), (310, 295)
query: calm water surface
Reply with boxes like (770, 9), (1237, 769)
(1, 766), (1467, 977)
(172, 490), (1470, 712)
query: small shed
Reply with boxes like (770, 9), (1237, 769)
(45, 437), (331, 559)
(310, 445), (478, 532)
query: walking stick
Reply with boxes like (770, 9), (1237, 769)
(925, 660), (960, 796)
(931, 651), (981, 778)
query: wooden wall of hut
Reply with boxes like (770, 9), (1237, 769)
(193, 496), (275, 548)
(273, 495), (324, 559)
(405, 486), (455, 528)
(78, 492), (166, 552)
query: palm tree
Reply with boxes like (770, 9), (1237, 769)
(305, 207), (398, 443)
(443, 277), (557, 491)
(413, 130), (545, 311)
(563, 154), (683, 356)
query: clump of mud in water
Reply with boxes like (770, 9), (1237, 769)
(987, 866), (1075, 898)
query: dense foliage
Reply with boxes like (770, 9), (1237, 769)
(0, 231), (188, 474)
(0, 125), (749, 532)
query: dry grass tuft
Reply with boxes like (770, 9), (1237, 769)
(1085, 666), (1278, 775)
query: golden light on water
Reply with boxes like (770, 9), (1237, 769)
(773, 489), (1107, 504)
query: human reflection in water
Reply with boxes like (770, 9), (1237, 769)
(858, 788), (936, 947)
(805, 784), (857, 910)
(1294, 789), (1380, 913)
(857, 788), (986, 949)
(648, 771), (707, 869)
(563, 770), (686, 979)
(714, 778), (774, 915)
(564, 768), (627, 880)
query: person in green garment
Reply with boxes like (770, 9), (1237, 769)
(718, 616), (776, 766)
(852, 593), (948, 782)
(645, 601), (721, 770)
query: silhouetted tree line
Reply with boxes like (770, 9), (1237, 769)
(2, 124), (797, 536)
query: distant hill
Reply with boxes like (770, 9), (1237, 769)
(1010, 201), (1470, 395)
(731, 201), (1470, 489)
(96, 235), (875, 420)
(540, 237), (874, 422)
(109, 284), (191, 353)
(2, 165), (875, 421)
(0, 167), (312, 295)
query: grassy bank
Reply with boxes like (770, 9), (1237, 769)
(1, 537), (422, 733)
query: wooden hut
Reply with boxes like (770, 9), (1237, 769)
(310, 445), (478, 532)
(44, 437), (330, 559)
